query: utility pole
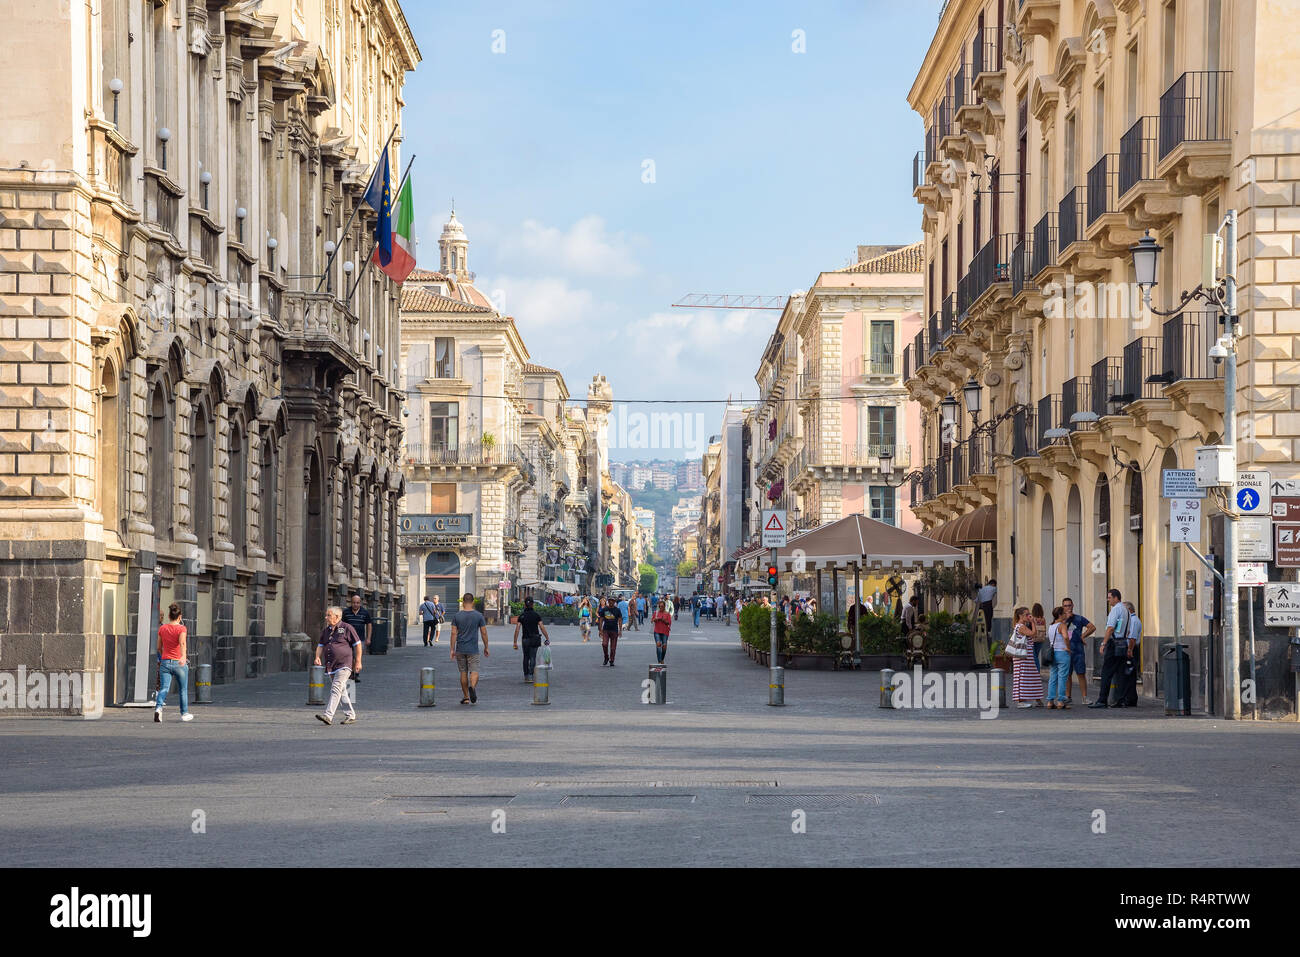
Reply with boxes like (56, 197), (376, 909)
(1223, 208), (1240, 719)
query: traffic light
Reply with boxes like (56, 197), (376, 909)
(767, 565), (778, 587)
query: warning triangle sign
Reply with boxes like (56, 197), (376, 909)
(765, 513), (784, 531)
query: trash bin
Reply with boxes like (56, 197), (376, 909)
(647, 665), (667, 705)
(370, 618), (389, 655)
(879, 668), (896, 708)
(1162, 643), (1191, 715)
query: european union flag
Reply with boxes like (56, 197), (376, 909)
(362, 150), (393, 266)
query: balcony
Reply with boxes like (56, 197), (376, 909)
(1061, 376), (1093, 431)
(1031, 212), (1057, 281)
(927, 312), (941, 357)
(969, 26), (1006, 121)
(1058, 185), (1107, 278)
(1011, 235), (1034, 299)
(1090, 356), (1125, 419)
(281, 290), (357, 375)
(797, 358), (820, 398)
(935, 451), (951, 495)
(1163, 311), (1225, 384)
(1118, 115), (1177, 228)
(143, 168), (182, 246)
(850, 353), (896, 380)
(87, 120), (136, 210)
(188, 210), (224, 276)
(1158, 71), (1232, 193)
(1036, 394), (1063, 450)
(1011, 405), (1037, 460)
(940, 294), (956, 342)
(1016, 0), (1060, 41)
(1122, 336), (1166, 405)
(937, 95), (960, 158)
(405, 440), (527, 468)
(966, 232), (1017, 313)
(407, 355), (461, 384)
(967, 431), (994, 478)
(1085, 153), (1141, 253)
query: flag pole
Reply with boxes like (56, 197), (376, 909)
(315, 122), (400, 293)
(345, 153), (416, 303)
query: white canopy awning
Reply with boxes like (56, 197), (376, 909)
(542, 580), (579, 594)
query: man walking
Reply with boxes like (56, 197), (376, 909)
(598, 596), (622, 666)
(1090, 589), (1131, 709)
(342, 593), (373, 680)
(627, 594), (640, 631)
(418, 595), (438, 647)
(512, 596), (549, 683)
(450, 592), (490, 704)
(315, 606), (361, 725)
(431, 594), (445, 643)
(1061, 597), (1096, 705)
(692, 593), (702, 628)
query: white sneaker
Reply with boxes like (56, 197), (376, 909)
(180, 713), (194, 722)
(154, 708), (162, 723)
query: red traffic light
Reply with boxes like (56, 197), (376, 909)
(766, 566), (778, 576)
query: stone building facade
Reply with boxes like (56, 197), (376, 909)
(0, 0), (419, 712)
(905, 0), (1300, 716)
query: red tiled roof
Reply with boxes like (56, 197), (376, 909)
(401, 286), (496, 315)
(837, 241), (924, 274)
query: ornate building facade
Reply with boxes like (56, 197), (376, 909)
(0, 0), (419, 711)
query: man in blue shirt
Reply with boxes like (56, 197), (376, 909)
(418, 595), (438, 647)
(1060, 596), (1095, 704)
(1121, 601), (1143, 707)
(692, 594), (702, 628)
(617, 596), (630, 629)
(1089, 589), (1131, 708)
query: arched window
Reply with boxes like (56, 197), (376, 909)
(148, 384), (173, 542)
(97, 361), (123, 539)
(424, 551), (460, 598)
(261, 436), (278, 563)
(192, 402), (213, 551)
(229, 422), (246, 557)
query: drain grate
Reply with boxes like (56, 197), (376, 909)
(382, 795), (515, 808)
(746, 793), (880, 809)
(559, 794), (698, 811)
(534, 780), (777, 788)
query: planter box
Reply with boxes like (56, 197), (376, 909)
(860, 654), (907, 672)
(929, 654), (977, 671)
(785, 652), (837, 671)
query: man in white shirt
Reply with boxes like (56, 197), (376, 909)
(1120, 601), (1142, 707)
(1089, 588), (1131, 709)
(976, 579), (996, 635)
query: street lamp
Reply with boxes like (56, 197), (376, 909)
(108, 77), (123, 126)
(199, 170), (212, 209)
(157, 126), (171, 170)
(1129, 215), (1241, 718)
(962, 377), (982, 423)
(939, 394), (958, 445)
(236, 206), (247, 244)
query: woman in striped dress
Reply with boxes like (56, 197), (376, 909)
(1011, 606), (1046, 708)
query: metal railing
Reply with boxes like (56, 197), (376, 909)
(968, 431), (994, 476)
(972, 25), (1003, 78)
(1163, 310), (1225, 383)
(1119, 115), (1160, 197)
(937, 95), (956, 140)
(1031, 212), (1057, 276)
(1011, 235), (1033, 296)
(1159, 71), (1231, 160)
(405, 440), (526, 467)
(914, 327), (929, 366)
(950, 439), (969, 487)
(851, 353), (895, 377)
(957, 270), (974, 320)
(1037, 394), (1062, 448)
(903, 343), (913, 382)
(1122, 336), (1165, 404)
(407, 356), (459, 382)
(1011, 405), (1037, 459)
(1090, 356), (1124, 418)
(953, 62), (968, 112)
(970, 232), (1017, 303)
(913, 150), (926, 191)
(935, 450), (952, 494)
(1062, 375), (1093, 430)
(1086, 154), (1119, 227)
(1057, 186), (1086, 252)
(927, 312), (940, 356)
(941, 294), (956, 340)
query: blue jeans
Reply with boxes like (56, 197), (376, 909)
(653, 633), (668, 663)
(1046, 649), (1071, 702)
(156, 659), (189, 714)
(693, 608), (701, 626)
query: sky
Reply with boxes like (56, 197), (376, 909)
(399, 1), (940, 459)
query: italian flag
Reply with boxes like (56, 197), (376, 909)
(376, 175), (416, 283)
(603, 506), (613, 537)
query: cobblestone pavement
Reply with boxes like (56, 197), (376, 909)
(2, 617), (1297, 866)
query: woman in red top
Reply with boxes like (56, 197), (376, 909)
(154, 603), (194, 722)
(651, 605), (672, 663)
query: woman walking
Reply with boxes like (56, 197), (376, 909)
(1010, 606), (1046, 709)
(154, 603), (194, 723)
(1045, 605), (1072, 709)
(578, 597), (593, 642)
(651, 601), (672, 663)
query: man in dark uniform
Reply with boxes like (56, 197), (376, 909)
(341, 593), (373, 681)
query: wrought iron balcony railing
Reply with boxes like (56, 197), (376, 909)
(1091, 356), (1125, 418)
(1163, 310), (1225, 383)
(1119, 115), (1160, 197)
(1159, 70), (1231, 160)
(1086, 153), (1119, 227)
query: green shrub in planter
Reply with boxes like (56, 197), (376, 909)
(788, 611), (840, 654)
(739, 602), (785, 652)
(856, 609), (903, 654)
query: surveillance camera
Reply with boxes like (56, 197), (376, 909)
(1208, 341), (1228, 363)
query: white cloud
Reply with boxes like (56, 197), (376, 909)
(500, 215), (642, 277)
(620, 309), (771, 398)
(481, 274), (602, 329)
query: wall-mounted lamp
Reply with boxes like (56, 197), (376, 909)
(267, 236), (278, 269)
(157, 126), (171, 170)
(108, 77), (123, 126)
(236, 206), (248, 244)
(199, 169), (212, 209)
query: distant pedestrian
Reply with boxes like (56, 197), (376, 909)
(1031, 602), (1049, 676)
(692, 594), (702, 628)
(154, 602), (193, 723)
(673, 594), (681, 620)
(512, 596), (549, 683)
(977, 578), (997, 635)
(651, 602), (672, 663)
(450, 592), (490, 705)
(1010, 606), (1045, 708)
(618, 596), (630, 630)
(636, 593), (647, 625)
(1045, 605), (1071, 709)
(598, 597), (622, 666)
(1061, 597), (1095, 704)
(665, 594), (675, 617)
(579, 597), (593, 642)
(314, 605), (361, 725)
(1090, 589), (1132, 709)
(902, 595), (920, 634)
(342, 593), (373, 681)
(432, 594), (445, 643)
(418, 595), (438, 647)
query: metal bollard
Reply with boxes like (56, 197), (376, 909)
(307, 664), (326, 706)
(879, 668), (896, 709)
(990, 669), (1006, 710)
(647, 664), (667, 705)
(532, 663), (551, 705)
(195, 663), (212, 704)
(419, 666), (436, 707)
(768, 666), (785, 706)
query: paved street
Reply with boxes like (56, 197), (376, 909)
(2, 617), (1297, 867)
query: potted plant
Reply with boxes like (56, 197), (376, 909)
(990, 639), (1012, 674)
(481, 432), (497, 449)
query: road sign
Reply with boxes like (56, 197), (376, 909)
(1269, 478), (1300, 497)
(1275, 523), (1300, 567)
(1235, 470), (1270, 514)
(1162, 469), (1205, 498)
(1239, 516), (1273, 561)
(1239, 562), (1268, 587)
(1272, 496), (1300, 522)
(761, 509), (788, 548)
(1169, 498), (1202, 542)
(1263, 582), (1300, 626)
